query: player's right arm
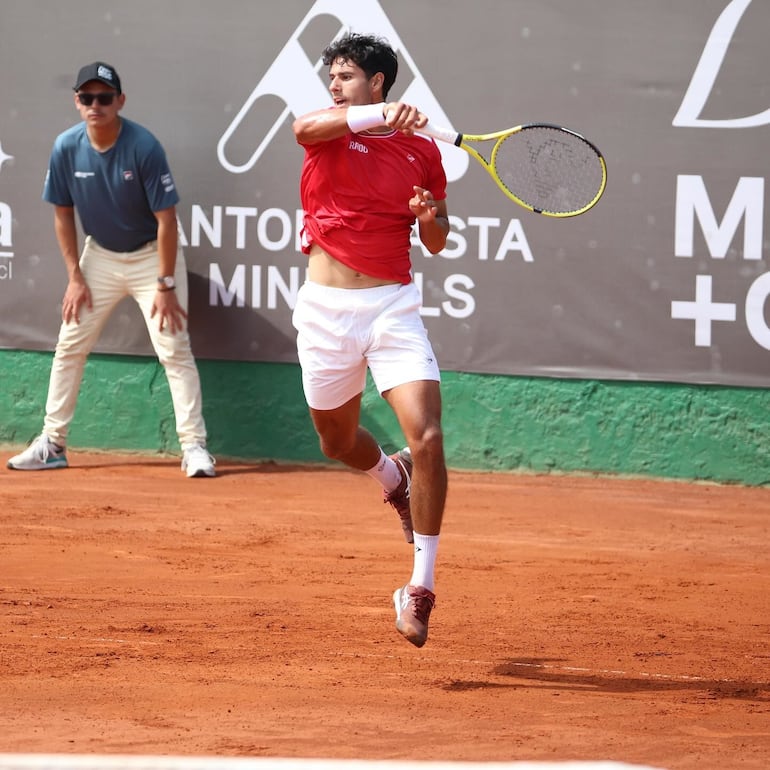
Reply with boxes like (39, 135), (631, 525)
(293, 102), (428, 145)
(292, 107), (351, 145)
(53, 205), (91, 324)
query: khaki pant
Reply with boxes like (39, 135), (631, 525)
(43, 236), (208, 449)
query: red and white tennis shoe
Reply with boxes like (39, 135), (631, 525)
(393, 584), (435, 648)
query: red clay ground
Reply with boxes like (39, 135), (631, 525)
(1, 450), (769, 769)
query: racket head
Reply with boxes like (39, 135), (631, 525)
(474, 123), (607, 217)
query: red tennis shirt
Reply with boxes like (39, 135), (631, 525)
(298, 126), (447, 284)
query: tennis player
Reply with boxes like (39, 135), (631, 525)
(292, 33), (449, 647)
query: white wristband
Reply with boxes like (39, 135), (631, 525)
(346, 103), (386, 133)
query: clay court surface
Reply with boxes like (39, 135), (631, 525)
(1, 450), (769, 769)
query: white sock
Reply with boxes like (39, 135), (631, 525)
(409, 532), (439, 592)
(364, 449), (402, 492)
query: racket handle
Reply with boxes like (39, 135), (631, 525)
(417, 121), (462, 147)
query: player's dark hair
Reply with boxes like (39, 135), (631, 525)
(322, 33), (399, 99)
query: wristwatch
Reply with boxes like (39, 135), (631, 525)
(157, 275), (176, 291)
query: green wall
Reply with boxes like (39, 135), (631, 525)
(1, 349), (767, 486)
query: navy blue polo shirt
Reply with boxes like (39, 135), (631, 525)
(43, 117), (180, 253)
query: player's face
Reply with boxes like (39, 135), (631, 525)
(74, 82), (124, 127)
(328, 58), (379, 107)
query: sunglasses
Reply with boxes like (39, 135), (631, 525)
(76, 92), (118, 106)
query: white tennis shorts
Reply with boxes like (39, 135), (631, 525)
(292, 280), (441, 411)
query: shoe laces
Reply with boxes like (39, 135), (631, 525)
(34, 435), (58, 461)
(408, 591), (435, 624)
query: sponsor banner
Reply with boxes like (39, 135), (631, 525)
(0, 0), (767, 386)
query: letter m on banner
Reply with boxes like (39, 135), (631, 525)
(675, 175), (764, 260)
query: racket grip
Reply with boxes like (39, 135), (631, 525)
(418, 121), (462, 146)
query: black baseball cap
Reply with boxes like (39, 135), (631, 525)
(73, 62), (122, 94)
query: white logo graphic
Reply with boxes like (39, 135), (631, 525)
(97, 65), (115, 83)
(673, 0), (769, 128)
(0, 141), (13, 175)
(216, 0), (468, 181)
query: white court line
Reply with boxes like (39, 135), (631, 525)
(0, 756), (668, 770)
(29, 635), (161, 646)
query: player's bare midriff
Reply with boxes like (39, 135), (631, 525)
(307, 243), (400, 289)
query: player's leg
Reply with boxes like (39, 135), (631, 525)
(309, 395), (413, 539)
(365, 282), (444, 536)
(385, 381), (446, 647)
(309, 393), (378, 468)
(294, 282), (409, 524)
(382, 379), (447, 537)
(365, 283), (446, 646)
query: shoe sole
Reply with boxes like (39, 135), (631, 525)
(7, 461), (68, 471)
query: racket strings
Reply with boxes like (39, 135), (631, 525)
(493, 126), (605, 215)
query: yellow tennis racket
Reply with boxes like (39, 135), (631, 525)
(418, 122), (607, 217)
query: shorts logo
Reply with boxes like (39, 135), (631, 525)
(215, 0), (468, 182)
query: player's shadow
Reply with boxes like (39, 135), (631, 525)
(442, 658), (770, 703)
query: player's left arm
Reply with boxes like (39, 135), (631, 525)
(410, 187), (449, 255)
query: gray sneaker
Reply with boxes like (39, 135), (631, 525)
(393, 584), (435, 648)
(7, 434), (68, 471)
(384, 447), (413, 543)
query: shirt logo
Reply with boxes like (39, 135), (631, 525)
(74, 171), (95, 178)
(123, 170), (134, 181)
(161, 172), (175, 192)
(215, 0), (468, 181)
(349, 140), (368, 154)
